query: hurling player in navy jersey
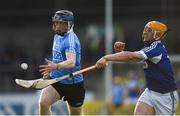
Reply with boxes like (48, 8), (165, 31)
(39, 10), (85, 115)
(96, 21), (179, 115)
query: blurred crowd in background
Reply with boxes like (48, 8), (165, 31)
(0, 0), (180, 114)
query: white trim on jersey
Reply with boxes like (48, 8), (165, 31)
(137, 49), (162, 64)
(69, 33), (75, 50)
(135, 51), (148, 60)
(67, 27), (73, 34)
(142, 41), (161, 53)
(149, 54), (162, 64)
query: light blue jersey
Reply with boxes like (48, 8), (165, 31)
(50, 29), (83, 84)
(112, 85), (124, 105)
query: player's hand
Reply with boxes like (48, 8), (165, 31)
(114, 41), (125, 52)
(96, 57), (108, 68)
(39, 59), (58, 76)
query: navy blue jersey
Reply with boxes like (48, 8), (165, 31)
(50, 28), (83, 84)
(137, 41), (177, 93)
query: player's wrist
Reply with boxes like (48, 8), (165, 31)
(103, 56), (108, 61)
(56, 64), (61, 70)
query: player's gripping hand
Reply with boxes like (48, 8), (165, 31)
(96, 57), (108, 68)
(114, 41), (125, 52)
(39, 59), (58, 76)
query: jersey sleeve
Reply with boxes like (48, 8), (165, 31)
(64, 33), (76, 54)
(138, 42), (162, 60)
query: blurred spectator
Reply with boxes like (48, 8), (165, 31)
(124, 71), (141, 106)
(124, 30), (142, 51)
(112, 77), (126, 115)
(175, 68), (180, 97)
(83, 25), (105, 64)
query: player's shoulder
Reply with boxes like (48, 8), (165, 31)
(150, 40), (162, 47)
(66, 29), (75, 36)
(142, 41), (162, 52)
(66, 31), (79, 41)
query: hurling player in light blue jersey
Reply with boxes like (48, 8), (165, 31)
(39, 10), (85, 115)
(96, 21), (178, 115)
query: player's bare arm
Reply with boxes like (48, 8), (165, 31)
(104, 51), (144, 63)
(39, 52), (76, 76)
(96, 41), (125, 68)
(96, 51), (144, 68)
(57, 52), (76, 69)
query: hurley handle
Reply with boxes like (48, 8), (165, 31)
(72, 65), (97, 76)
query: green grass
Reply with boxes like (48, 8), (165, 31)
(83, 100), (104, 115)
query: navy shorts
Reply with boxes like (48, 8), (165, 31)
(51, 81), (85, 107)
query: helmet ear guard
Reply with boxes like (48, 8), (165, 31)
(154, 31), (161, 40)
(67, 22), (74, 30)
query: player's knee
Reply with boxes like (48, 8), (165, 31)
(134, 108), (151, 115)
(39, 98), (50, 108)
(134, 109), (141, 115)
(134, 102), (144, 115)
(134, 102), (155, 115)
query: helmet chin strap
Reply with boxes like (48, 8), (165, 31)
(68, 22), (71, 30)
(143, 32), (158, 45)
(143, 32), (161, 45)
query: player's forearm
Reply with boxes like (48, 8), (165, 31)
(103, 51), (143, 63)
(56, 59), (75, 70)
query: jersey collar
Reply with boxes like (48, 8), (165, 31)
(144, 40), (161, 46)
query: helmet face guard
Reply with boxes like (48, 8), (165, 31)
(52, 10), (74, 35)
